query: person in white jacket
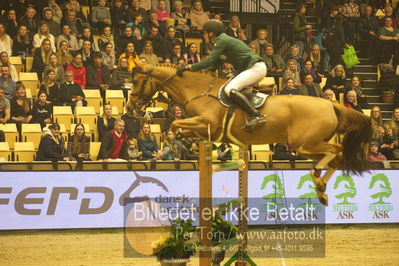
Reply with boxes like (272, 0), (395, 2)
(0, 24), (12, 57)
(33, 21), (56, 52)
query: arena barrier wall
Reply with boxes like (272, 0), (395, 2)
(0, 170), (398, 230)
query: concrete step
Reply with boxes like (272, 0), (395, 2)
(362, 80), (378, 88)
(382, 110), (393, 119)
(353, 65), (377, 73)
(353, 72), (377, 80)
(358, 57), (374, 65)
(367, 102), (394, 111)
(363, 87), (381, 95)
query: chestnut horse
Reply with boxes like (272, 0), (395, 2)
(128, 64), (373, 205)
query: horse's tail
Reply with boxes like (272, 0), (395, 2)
(333, 103), (373, 175)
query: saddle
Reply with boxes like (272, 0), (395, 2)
(218, 79), (269, 108)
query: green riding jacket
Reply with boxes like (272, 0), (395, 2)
(191, 33), (263, 73)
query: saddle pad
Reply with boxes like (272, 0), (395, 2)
(218, 80), (268, 109)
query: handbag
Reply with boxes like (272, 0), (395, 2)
(341, 46), (360, 69)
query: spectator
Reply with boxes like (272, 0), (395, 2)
(129, 0), (149, 27)
(40, 69), (61, 105)
(86, 52), (111, 97)
(379, 124), (397, 159)
(293, 3), (312, 57)
(10, 83), (32, 132)
(389, 107), (399, 137)
(78, 27), (100, 52)
(165, 26), (184, 54)
(249, 28), (269, 56)
(91, 0), (112, 32)
(272, 143), (303, 161)
(98, 119), (129, 160)
(61, 9), (84, 39)
(380, 6), (398, 27)
(0, 24), (13, 57)
(33, 21), (56, 52)
(0, 87), (10, 124)
(163, 104), (186, 131)
(263, 44), (285, 77)
(324, 88), (336, 101)
(19, 7), (39, 38)
(219, 63), (234, 78)
(47, 0), (63, 24)
(97, 104), (116, 141)
(279, 78), (300, 95)
(342, 0), (360, 44)
(137, 122), (163, 160)
(12, 0), (30, 21)
(121, 138), (142, 160)
(324, 14), (348, 68)
(60, 70), (87, 113)
(321, 5), (339, 29)
(80, 40), (93, 67)
(308, 44), (326, 75)
(226, 15), (241, 38)
(216, 143), (232, 161)
(117, 26), (137, 55)
(299, 74), (323, 97)
(162, 129), (183, 161)
(171, 0), (190, 32)
(43, 8), (61, 37)
(344, 90), (363, 112)
(2, 10), (18, 38)
(66, 52), (86, 88)
(139, 40), (159, 65)
(119, 42), (139, 71)
(97, 26), (115, 51)
(300, 60), (322, 84)
(36, 123), (68, 161)
(345, 76), (368, 108)
(61, 0), (87, 23)
(151, 0), (170, 11)
(377, 16), (399, 64)
(57, 24), (79, 51)
(111, 57), (132, 91)
(32, 91), (53, 128)
(0, 52), (18, 81)
(102, 42), (116, 71)
(357, 5), (379, 61)
(142, 26), (169, 61)
(56, 40), (73, 68)
(12, 25), (32, 56)
(184, 43), (201, 64)
(169, 43), (184, 64)
(130, 14), (146, 48)
(237, 28), (250, 45)
(323, 64), (346, 100)
(45, 54), (65, 86)
(121, 107), (141, 139)
(110, 0), (129, 37)
(189, 0), (209, 30)
(0, 65), (16, 100)
(282, 59), (301, 87)
(286, 45), (303, 72)
(66, 123), (90, 161)
(366, 141), (387, 162)
(155, 0), (171, 23)
(370, 105), (383, 129)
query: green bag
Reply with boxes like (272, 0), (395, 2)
(341, 46), (360, 69)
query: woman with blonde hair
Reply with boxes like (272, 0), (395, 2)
(137, 122), (163, 160)
(226, 15), (241, 38)
(370, 105), (383, 129)
(97, 104), (116, 141)
(139, 40), (159, 66)
(31, 38), (53, 80)
(162, 130), (183, 161)
(323, 64), (346, 100)
(40, 69), (60, 105)
(282, 59), (301, 87)
(56, 40), (73, 68)
(10, 83), (32, 133)
(44, 53), (65, 86)
(389, 107), (399, 137)
(33, 21), (56, 52)
(67, 123), (90, 161)
(308, 44), (326, 74)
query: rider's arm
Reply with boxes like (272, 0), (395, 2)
(191, 37), (226, 71)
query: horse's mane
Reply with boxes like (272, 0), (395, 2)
(155, 63), (217, 77)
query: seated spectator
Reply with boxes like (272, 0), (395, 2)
(66, 52), (86, 88)
(249, 28), (269, 56)
(45, 54), (65, 86)
(0, 87), (10, 124)
(189, 0), (209, 30)
(129, 0), (149, 24)
(225, 15), (240, 38)
(371, 105), (383, 129)
(110, 0), (129, 37)
(219, 63), (234, 78)
(389, 107), (399, 137)
(169, 43), (184, 64)
(98, 119), (129, 160)
(342, 0), (360, 44)
(97, 26), (115, 52)
(2, 10), (18, 38)
(130, 14), (146, 48)
(299, 74), (323, 97)
(47, 0), (63, 24)
(0, 52), (18, 81)
(0, 24), (13, 59)
(272, 143), (303, 160)
(33, 21), (56, 52)
(163, 104), (185, 131)
(117, 26), (137, 55)
(165, 26), (184, 53)
(61, 0), (87, 23)
(282, 59), (301, 87)
(345, 76), (368, 108)
(0, 65), (17, 100)
(121, 138), (142, 160)
(139, 40), (159, 66)
(155, 0), (171, 23)
(293, 3), (312, 57)
(61, 9), (84, 39)
(12, 25), (32, 56)
(79, 27), (100, 51)
(366, 141), (387, 162)
(279, 78), (300, 95)
(101, 42), (116, 71)
(323, 64), (346, 100)
(217, 143), (232, 161)
(263, 44), (285, 77)
(147, 11), (167, 37)
(119, 42), (139, 72)
(19, 7), (39, 39)
(151, 0), (170, 11)
(10, 83), (32, 132)
(237, 28), (250, 45)
(378, 16), (399, 64)
(162, 129), (183, 161)
(43, 8), (61, 37)
(121, 107), (141, 139)
(86, 52), (111, 97)
(142, 26), (169, 61)
(66, 123), (90, 161)
(32, 91), (53, 128)
(36, 123), (68, 161)
(56, 40), (73, 68)
(324, 89), (336, 101)
(60, 70), (87, 113)
(344, 90), (363, 112)
(286, 45), (303, 72)
(184, 43), (201, 64)
(308, 44), (326, 75)
(300, 60), (322, 84)
(57, 24), (79, 52)
(40, 69), (61, 105)
(171, 0), (190, 32)
(111, 57), (132, 91)
(91, 0), (112, 32)
(357, 5), (379, 61)
(380, 6), (398, 27)
(80, 40), (93, 67)
(379, 124), (397, 159)
(137, 122), (163, 160)
(97, 104), (117, 141)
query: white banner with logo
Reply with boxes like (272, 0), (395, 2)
(0, 170), (398, 230)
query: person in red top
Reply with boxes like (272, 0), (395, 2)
(366, 142), (387, 162)
(66, 52), (86, 88)
(97, 119), (129, 160)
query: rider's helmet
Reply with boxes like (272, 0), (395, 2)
(202, 20), (225, 36)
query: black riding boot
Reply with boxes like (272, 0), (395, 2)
(229, 89), (266, 129)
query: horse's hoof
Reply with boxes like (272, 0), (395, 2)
(317, 182), (327, 193)
(319, 194), (328, 206)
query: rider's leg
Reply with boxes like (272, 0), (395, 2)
(224, 62), (267, 128)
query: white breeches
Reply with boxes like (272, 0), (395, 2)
(224, 62), (267, 96)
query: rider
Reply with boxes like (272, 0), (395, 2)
(184, 20), (267, 128)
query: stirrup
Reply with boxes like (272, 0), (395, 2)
(241, 115), (266, 130)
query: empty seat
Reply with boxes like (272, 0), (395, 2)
(53, 106), (74, 130)
(9, 56), (23, 75)
(106, 90), (125, 114)
(89, 142), (101, 161)
(19, 72), (40, 98)
(0, 123), (19, 149)
(320, 77), (327, 89)
(251, 144), (272, 162)
(0, 142), (12, 161)
(75, 106), (97, 130)
(83, 89), (102, 113)
(25, 56), (34, 72)
(150, 124), (162, 146)
(21, 123), (42, 149)
(14, 142), (36, 162)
